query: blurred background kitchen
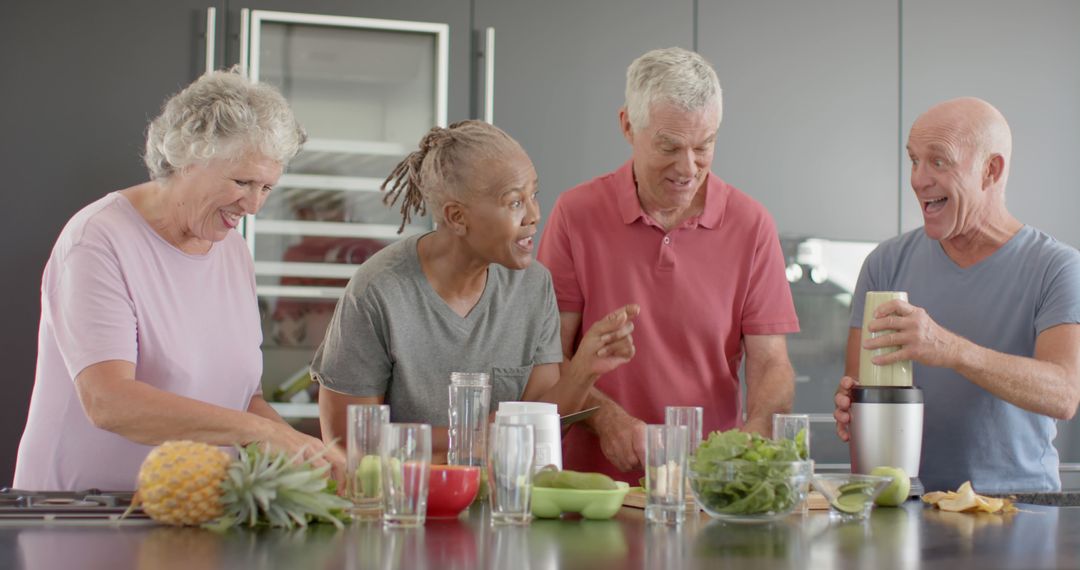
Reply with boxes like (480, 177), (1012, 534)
(2, 0), (1078, 488)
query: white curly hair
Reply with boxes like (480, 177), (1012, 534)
(143, 69), (306, 179)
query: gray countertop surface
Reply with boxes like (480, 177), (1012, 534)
(0, 500), (1077, 569)
(991, 491), (1080, 507)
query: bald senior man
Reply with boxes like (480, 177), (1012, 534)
(833, 97), (1080, 493)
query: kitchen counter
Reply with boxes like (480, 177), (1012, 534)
(990, 492), (1080, 507)
(0, 501), (1076, 569)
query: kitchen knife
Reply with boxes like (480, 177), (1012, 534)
(560, 406), (600, 426)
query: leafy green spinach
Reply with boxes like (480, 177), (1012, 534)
(690, 429), (809, 516)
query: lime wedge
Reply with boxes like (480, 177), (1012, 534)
(837, 482), (872, 494)
(833, 492), (869, 514)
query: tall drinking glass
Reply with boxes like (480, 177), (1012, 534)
(773, 413), (812, 515)
(645, 424), (689, 525)
(488, 423), (535, 525)
(447, 372), (491, 468)
(346, 404), (390, 519)
(664, 406), (704, 453)
(381, 423), (432, 528)
(772, 413), (811, 460)
(859, 291), (914, 386)
(664, 406), (702, 514)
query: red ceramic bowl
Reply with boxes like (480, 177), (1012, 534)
(427, 465), (481, 519)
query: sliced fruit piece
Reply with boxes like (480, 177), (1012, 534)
(837, 481), (872, 494)
(833, 493), (870, 514)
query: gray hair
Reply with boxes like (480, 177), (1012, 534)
(624, 47), (723, 132)
(143, 70), (306, 180)
(382, 120), (523, 233)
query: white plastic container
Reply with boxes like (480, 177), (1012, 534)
(494, 402), (562, 471)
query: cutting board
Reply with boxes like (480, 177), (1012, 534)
(623, 488), (829, 511)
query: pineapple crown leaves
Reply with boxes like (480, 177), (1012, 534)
(212, 443), (351, 531)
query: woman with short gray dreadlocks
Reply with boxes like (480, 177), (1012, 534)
(312, 120), (639, 458)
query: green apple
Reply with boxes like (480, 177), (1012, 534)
(871, 466), (910, 507)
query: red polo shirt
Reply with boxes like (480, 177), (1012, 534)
(537, 160), (799, 482)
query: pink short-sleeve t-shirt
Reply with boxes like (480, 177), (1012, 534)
(14, 193), (263, 490)
(537, 161), (799, 482)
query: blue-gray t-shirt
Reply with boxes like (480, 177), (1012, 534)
(850, 225), (1080, 493)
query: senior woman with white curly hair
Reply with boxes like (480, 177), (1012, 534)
(14, 70), (344, 491)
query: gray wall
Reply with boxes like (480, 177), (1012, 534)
(700, 0), (901, 243)
(899, 0), (1080, 240)
(472, 0), (694, 227)
(1, 0), (1078, 486)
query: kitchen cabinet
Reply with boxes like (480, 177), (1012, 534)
(471, 0), (694, 232)
(224, 0), (470, 121)
(900, 0), (1080, 248)
(697, 0), (900, 242)
(218, 2), (471, 418)
(228, 8), (456, 415)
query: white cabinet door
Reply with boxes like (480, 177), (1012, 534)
(242, 11), (448, 398)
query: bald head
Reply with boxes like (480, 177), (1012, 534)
(911, 97), (1013, 189)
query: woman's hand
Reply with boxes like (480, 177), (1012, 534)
(570, 304), (640, 379)
(261, 420), (347, 484)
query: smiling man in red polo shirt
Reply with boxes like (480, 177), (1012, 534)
(537, 47), (800, 482)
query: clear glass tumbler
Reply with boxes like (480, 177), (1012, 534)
(772, 413), (811, 460)
(645, 424), (689, 525)
(346, 404), (390, 519)
(773, 413), (813, 515)
(488, 423), (535, 525)
(664, 406), (704, 453)
(447, 372), (491, 469)
(381, 423), (432, 528)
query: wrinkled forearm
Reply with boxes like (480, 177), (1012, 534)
(248, 394), (289, 425)
(743, 358), (794, 437)
(536, 358), (600, 415)
(953, 339), (1080, 420)
(581, 386), (630, 433)
(78, 375), (270, 446)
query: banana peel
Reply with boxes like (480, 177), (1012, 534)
(921, 481), (1017, 514)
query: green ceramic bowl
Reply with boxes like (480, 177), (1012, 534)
(531, 482), (631, 520)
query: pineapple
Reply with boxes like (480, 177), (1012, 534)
(133, 440), (351, 529)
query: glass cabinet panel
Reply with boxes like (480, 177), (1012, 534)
(245, 11), (448, 407)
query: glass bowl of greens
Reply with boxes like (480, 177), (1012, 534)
(688, 429), (813, 523)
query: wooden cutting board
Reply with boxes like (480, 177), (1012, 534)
(622, 488), (829, 511)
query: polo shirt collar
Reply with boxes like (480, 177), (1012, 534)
(614, 160), (727, 229)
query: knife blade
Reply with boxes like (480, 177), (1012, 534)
(560, 406), (600, 426)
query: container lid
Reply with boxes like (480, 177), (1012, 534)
(497, 401), (558, 415)
(851, 386), (923, 404)
(494, 413), (562, 431)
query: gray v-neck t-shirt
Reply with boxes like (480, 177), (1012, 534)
(850, 225), (1080, 493)
(311, 233), (564, 425)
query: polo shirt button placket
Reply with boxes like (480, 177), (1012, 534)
(658, 234), (676, 271)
